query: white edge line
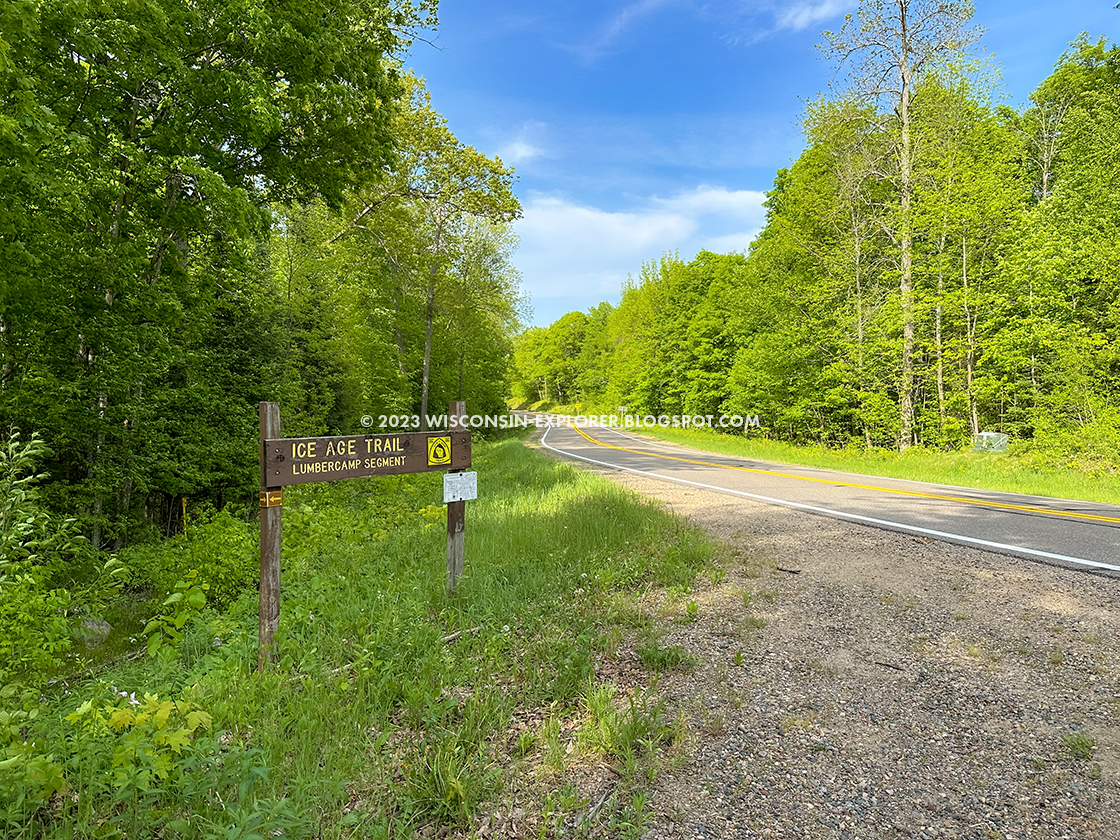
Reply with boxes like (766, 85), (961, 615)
(540, 426), (1120, 574)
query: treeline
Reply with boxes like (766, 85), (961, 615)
(0, 0), (524, 549)
(513, 31), (1120, 466)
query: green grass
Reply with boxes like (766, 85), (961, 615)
(1061, 731), (1095, 761)
(636, 639), (696, 671)
(507, 397), (585, 415)
(13, 439), (712, 838)
(595, 423), (1120, 506)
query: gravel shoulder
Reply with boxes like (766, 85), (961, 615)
(534, 435), (1120, 840)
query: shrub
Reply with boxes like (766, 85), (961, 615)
(125, 505), (256, 609)
(0, 432), (85, 685)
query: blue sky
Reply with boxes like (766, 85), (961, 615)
(406, 1), (1119, 327)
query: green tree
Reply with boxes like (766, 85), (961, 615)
(823, 0), (981, 449)
(0, 0), (434, 542)
(331, 76), (520, 427)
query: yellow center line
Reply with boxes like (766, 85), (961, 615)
(568, 424), (1120, 525)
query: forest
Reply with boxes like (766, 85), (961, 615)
(2, 0), (525, 775)
(0, 2), (525, 542)
(513, 32), (1120, 471)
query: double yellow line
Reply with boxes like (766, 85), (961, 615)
(569, 425), (1120, 526)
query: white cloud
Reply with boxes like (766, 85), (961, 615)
(493, 120), (552, 167)
(499, 139), (544, 165)
(567, 0), (679, 63)
(514, 186), (767, 324)
(716, 0), (855, 46)
(774, 0), (854, 32)
(651, 184), (768, 220)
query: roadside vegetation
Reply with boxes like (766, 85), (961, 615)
(510, 34), (1120, 481)
(591, 422), (1120, 506)
(2, 437), (712, 838)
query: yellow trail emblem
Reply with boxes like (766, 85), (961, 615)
(427, 435), (451, 466)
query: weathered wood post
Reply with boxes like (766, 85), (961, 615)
(446, 400), (466, 592)
(258, 402), (282, 672)
(255, 404), (471, 669)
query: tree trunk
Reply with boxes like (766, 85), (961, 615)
(897, 5), (916, 452)
(962, 236), (979, 437)
(420, 275), (434, 431)
(420, 220), (444, 433)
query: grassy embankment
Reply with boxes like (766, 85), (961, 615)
(13, 438), (716, 839)
(517, 407), (1120, 506)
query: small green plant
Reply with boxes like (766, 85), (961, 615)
(516, 730), (537, 757)
(1049, 647), (1066, 666)
(60, 688), (301, 837)
(542, 716), (566, 772)
(580, 681), (673, 776)
(742, 614), (768, 630)
(403, 736), (498, 826)
(733, 651), (745, 666)
(637, 640), (696, 671)
(684, 600), (699, 622)
(0, 683), (67, 824)
(701, 708), (726, 734)
(1061, 731), (1094, 761)
(143, 571), (208, 657)
(709, 565), (727, 585)
(609, 788), (653, 839)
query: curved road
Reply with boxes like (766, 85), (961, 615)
(536, 419), (1120, 577)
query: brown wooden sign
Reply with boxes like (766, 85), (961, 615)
(257, 404), (474, 673)
(263, 431), (471, 487)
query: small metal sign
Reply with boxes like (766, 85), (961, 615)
(973, 432), (1009, 453)
(263, 431), (471, 487)
(427, 435), (452, 466)
(443, 471), (478, 503)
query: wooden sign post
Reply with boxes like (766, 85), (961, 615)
(258, 403), (282, 673)
(256, 401), (473, 671)
(446, 401), (466, 592)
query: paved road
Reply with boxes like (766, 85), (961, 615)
(536, 419), (1120, 577)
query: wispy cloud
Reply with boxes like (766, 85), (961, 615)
(716, 0), (855, 46)
(514, 186), (766, 324)
(774, 0), (854, 32)
(496, 121), (551, 166)
(567, 0), (679, 63)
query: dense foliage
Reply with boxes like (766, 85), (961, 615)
(1, 6), (527, 823)
(5, 440), (710, 836)
(513, 33), (1120, 469)
(0, 0), (523, 551)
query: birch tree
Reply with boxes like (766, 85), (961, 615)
(822, 0), (979, 449)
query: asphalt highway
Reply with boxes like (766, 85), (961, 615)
(536, 420), (1120, 577)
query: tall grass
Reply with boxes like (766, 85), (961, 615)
(13, 439), (712, 838)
